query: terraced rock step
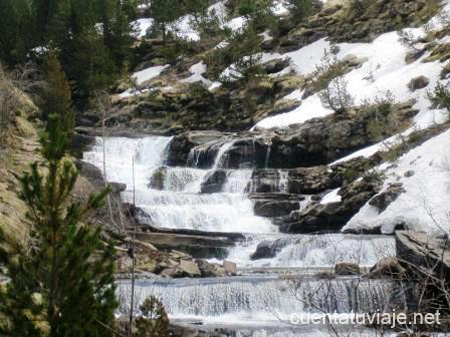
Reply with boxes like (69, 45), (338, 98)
(118, 276), (409, 324)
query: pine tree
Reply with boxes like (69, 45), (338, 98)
(41, 51), (75, 135)
(288, 0), (315, 24)
(149, 0), (184, 43)
(135, 296), (170, 337)
(0, 114), (118, 336)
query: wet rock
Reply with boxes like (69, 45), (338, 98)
(149, 166), (167, 190)
(250, 166), (340, 194)
(110, 182), (127, 194)
(223, 260), (237, 276)
(250, 239), (289, 260)
(335, 262), (360, 276)
(71, 132), (95, 158)
(200, 170), (228, 193)
(368, 183), (405, 213)
(254, 199), (301, 217)
(367, 257), (405, 278)
(279, 177), (381, 233)
(196, 260), (226, 277)
(408, 75), (430, 91)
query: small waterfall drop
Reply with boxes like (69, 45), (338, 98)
(83, 136), (275, 234)
(118, 276), (407, 322)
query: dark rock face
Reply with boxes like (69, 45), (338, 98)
(408, 75), (430, 91)
(250, 167), (341, 194)
(149, 166), (167, 190)
(368, 183), (405, 213)
(396, 231), (450, 309)
(279, 178), (381, 233)
(166, 130), (231, 167)
(250, 239), (290, 260)
(254, 199), (301, 217)
(75, 160), (132, 231)
(279, 0), (438, 53)
(200, 170), (228, 193)
(169, 101), (417, 170)
(71, 132), (95, 158)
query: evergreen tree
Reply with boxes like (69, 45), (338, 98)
(288, 0), (315, 24)
(0, 114), (117, 336)
(135, 296), (170, 337)
(41, 51), (75, 134)
(149, 0), (184, 43)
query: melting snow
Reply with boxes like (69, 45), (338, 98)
(181, 61), (212, 86)
(133, 64), (169, 85)
(344, 128), (450, 235)
(321, 188), (342, 204)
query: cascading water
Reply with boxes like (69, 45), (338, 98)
(220, 234), (396, 269)
(83, 136), (399, 335)
(83, 136), (275, 233)
(118, 276), (407, 322)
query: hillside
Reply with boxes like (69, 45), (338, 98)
(2, 0), (450, 335)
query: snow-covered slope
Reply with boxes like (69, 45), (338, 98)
(344, 128), (450, 235)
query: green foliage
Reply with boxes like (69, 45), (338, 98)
(316, 48), (354, 113)
(288, 0), (315, 24)
(0, 0), (135, 110)
(205, 26), (263, 84)
(149, 0), (184, 43)
(427, 82), (450, 114)
(135, 296), (169, 337)
(349, 0), (371, 16)
(0, 114), (117, 336)
(362, 169), (385, 185)
(41, 51), (74, 134)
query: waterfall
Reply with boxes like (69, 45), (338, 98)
(118, 276), (407, 322)
(264, 145), (271, 168)
(278, 170), (289, 193)
(222, 169), (254, 193)
(84, 136), (401, 334)
(83, 136), (275, 234)
(212, 140), (235, 169)
(221, 234), (396, 269)
(82, 136), (172, 188)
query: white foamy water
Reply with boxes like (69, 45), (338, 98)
(118, 276), (406, 323)
(83, 136), (275, 234)
(218, 234), (396, 269)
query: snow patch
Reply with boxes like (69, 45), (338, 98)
(321, 188), (342, 204)
(344, 128), (450, 235)
(133, 65), (169, 85)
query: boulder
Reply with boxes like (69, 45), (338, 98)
(396, 231), (450, 280)
(335, 262), (361, 276)
(250, 239), (290, 260)
(178, 260), (201, 277)
(200, 170), (228, 193)
(408, 76), (430, 91)
(149, 167), (167, 190)
(367, 257), (406, 278)
(368, 183), (405, 213)
(196, 260), (226, 277)
(262, 58), (291, 74)
(160, 268), (177, 278)
(223, 260), (237, 276)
